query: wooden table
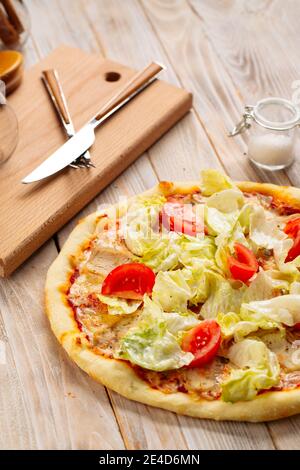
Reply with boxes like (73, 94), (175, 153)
(1, 0), (300, 450)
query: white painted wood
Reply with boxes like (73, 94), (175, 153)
(2, 0), (299, 449)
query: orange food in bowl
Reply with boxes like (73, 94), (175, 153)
(0, 50), (23, 94)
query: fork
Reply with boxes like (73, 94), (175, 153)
(41, 69), (95, 169)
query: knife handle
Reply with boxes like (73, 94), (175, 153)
(42, 69), (71, 125)
(95, 62), (164, 122)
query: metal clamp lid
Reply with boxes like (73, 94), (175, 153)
(229, 97), (300, 137)
(229, 106), (254, 137)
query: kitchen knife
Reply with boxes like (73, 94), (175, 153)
(22, 62), (164, 184)
(41, 68), (93, 168)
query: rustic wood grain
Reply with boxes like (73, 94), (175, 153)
(2, 0), (300, 449)
(1, 45), (191, 276)
(187, 0), (300, 189)
(78, 0), (275, 449)
(186, 0), (300, 450)
(140, 0), (291, 186)
(0, 241), (124, 449)
(26, 0), (191, 451)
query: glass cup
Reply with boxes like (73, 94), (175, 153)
(0, 0), (30, 50)
(0, 100), (18, 164)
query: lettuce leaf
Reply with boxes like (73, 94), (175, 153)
(261, 331), (300, 372)
(200, 269), (279, 320)
(273, 238), (300, 277)
(240, 294), (300, 327)
(200, 279), (243, 319)
(138, 232), (217, 274)
(96, 294), (142, 315)
(249, 205), (286, 250)
(178, 235), (216, 267)
(152, 262), (223, 312)
(205, 207), (239, 236)
(124, 195), (165, 256)
(152, 270), (192, 313)
(116, 296), (198, 371)
(221, 339), (280, 402)
(200, 169), (236, 196)
(214, 222), (249, 274)
(186, 263), (223, 305)
(216, 270), (293, 339)
(217, 311), (280, 341)
(206, 189), (244, 213)
(137, 234), (180, 272)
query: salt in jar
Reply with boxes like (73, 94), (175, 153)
(230, 97), (300, 170)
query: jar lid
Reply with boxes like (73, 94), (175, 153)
(229, 97), (300, 136)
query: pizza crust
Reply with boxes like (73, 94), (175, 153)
(45, 180), (300, 422)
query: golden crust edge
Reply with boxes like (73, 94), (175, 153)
(45, 180), (300, 422)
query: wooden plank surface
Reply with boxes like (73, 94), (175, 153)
(1, 0), (300, 449)
(81, 0), (275, 450)
(1, 46), (191, 276)
(185, 0), (300, 450)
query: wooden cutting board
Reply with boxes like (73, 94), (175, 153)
(0, 45), (192, 276)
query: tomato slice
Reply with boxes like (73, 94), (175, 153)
(284, 218), (300, 262)
(285, 231), (300, 262)
(294, 322), (300, 331)
(284, 218), (300, 238)
(161, 202), (205, 236)
(228, 242), (258, 283)
(181, 320), (221, 368)
(101, 263), (155, 300)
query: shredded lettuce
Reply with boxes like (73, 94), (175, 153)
(205, 206), (239, 236)
(217, 311), (280, 341)
(152, 262), (223, 313)
(249, 205), (286, 251)
(201, 269), (280, 321)
(214, 222), (249, 274)
(200, 169), (236, 196)
(200, 279), (243, 319)
(116, 296), (198, 371)
(113, 169), (300, 384)
(215, 269), (293, 339)
(96, 294), (142, 315)
(136, 233), (180, 272)
(206, 189), (244, 213)
(274, 238), (300, 277)
(186, 263), (223, 305)
(152, 270), (192, 313)
(178, 235), (216, 267)
(221, 339), (280, 402)
(124, 195), (165, 256)
(240, 294), (300, 327)
(136, 231), (217, 274)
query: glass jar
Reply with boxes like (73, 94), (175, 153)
(0, 0), (30, 50)
(230, 97), (300, 171)
(0, 95), (18, 164)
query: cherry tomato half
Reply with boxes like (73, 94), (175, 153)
(285, 232), (300, 262)
(181, 320), (221, 368)
(228, 242), (258, 283)
(101, 263), (155, 300)
(284, 218), (300, 238)
(161, 202), (205, 237)
(284, 218), (300, 262)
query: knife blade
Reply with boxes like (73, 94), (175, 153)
(41, 69), (93, 168)
(22, 62), (164, 184)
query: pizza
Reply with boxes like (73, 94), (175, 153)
(45, 169), (300, 422)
